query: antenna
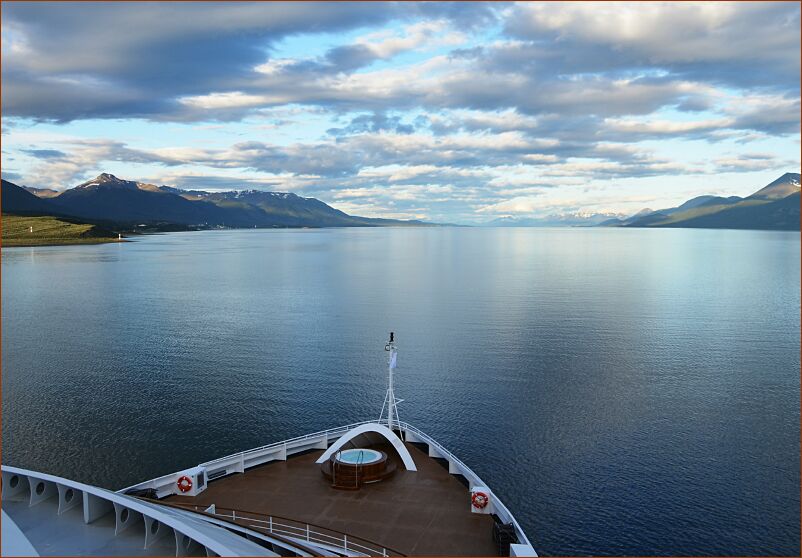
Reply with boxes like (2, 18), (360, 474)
(379, 332), (403, 435)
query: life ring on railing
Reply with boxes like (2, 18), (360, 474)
(471, 491), (489, 509)
(177, 475), (193, 493)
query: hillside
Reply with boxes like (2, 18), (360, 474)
(3, 173), (430, 229)
(656, 192), (800, 230)
(749, 173), (801, 200)
(194, 190), (358, 227)
(623, 173), (800, 231)
(2, 214), (120, 246)
(1, 179), (54, 215)
(50, 173), (234, 226)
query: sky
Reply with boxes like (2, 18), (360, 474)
(1, 1), (800, 224)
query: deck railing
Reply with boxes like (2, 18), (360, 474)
(121, 419), (535, 555)
(167, 501), (403, 557)
(210, 421), (376, 465)
(396, 421), (533, 551)
(120, 420), (378, 495)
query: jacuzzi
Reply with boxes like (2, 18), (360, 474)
(335, 448), (383, 465)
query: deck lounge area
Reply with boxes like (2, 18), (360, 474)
(166, 441), (499, 556)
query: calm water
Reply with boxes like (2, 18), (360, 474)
(2, 227), (799, 555)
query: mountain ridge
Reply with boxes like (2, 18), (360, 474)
(620, 172), (800, 231)
(4, 173), (430, 229)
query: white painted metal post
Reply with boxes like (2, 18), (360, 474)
(387, 348), (395, 432)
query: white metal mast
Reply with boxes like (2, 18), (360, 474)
(379, 332), (403, 434)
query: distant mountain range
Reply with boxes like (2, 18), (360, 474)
(3, 172), (798, 232)
(601, 173), (800, 231)
(488, 212), (625, 227)
(1, 173), (429, 229)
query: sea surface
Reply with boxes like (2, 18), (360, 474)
(2, 227), (800, 555)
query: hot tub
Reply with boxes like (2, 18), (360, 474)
(322, 448), (395, 489)
(335, 448), (383, 465)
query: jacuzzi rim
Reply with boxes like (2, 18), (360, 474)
(336, 448), (383, 464)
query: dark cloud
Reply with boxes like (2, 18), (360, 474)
(327, 113), (415, 136)
(21, 148), (66, 159)
(324, 45), (382, 73)
(4, 1), (799, 131)
(1, 2), (438, 121)
(503, 2), (801, 90)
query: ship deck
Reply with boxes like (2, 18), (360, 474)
(166, 441), (499, 556)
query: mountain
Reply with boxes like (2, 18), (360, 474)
(2, 173), (428, 229)
(598, 208), (654, 227)
(195, 190), (358, 227)
(489, 212), (624, 227)
(748, 172), (801, 200)
(23, 186), (60, 198)
(630, 208), (654, 218)
(656, 192), (800, 230)
(50, 174), (233, 225)
(1, 179), (54, 214)
(623, 173), (800, 231)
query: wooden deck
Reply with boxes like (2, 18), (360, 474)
(166, 442), (499, 556)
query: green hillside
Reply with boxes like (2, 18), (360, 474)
(623, 173), (800, 231)
(2, 214), (121, 246)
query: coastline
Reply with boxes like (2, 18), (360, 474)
(2, 237), (126, 247)
(1, 214), (123, 247)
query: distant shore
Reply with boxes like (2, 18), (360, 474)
(2, 214), (123, 247)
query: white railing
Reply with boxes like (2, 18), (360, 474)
(396, 421), (534, 551)
(169, 503), (399, 557)
(204, 420), (376, 470)
(120, 420), (378, 496)
(1, 466), (269, 557)
(120, 419), (536, 555)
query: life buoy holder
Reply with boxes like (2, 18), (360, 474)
(177, 475), (193, 493)
(471, 491), (489, 509)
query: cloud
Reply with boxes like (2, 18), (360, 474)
(24, 130), (704, 192)
(327, 113), (415, 136)
(20, 139), (179, 187)
(21, 148), (66, 159)
(712, 153), (791, 173)
(178, 92), (269, 111)
(1, 2), (441, 121)
(504, 2), (800, 89)
(1, 171), (23, 182)
(2, 2), (799, 221)
(354, 20), (466, 59)
(138, 172), (286, 193)
(6, 2), (797, 126)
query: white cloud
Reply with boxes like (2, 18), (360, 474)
(3, 2), (799, 221)
(355, 20), (466, 59)
(508, 1), (799, 67)
(178, 92), (275, 110)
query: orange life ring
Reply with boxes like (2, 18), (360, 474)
(177, 475), (193, 493)
(471, 491), (489, 509)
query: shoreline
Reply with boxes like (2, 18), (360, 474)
(3, 237), (127, 247)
